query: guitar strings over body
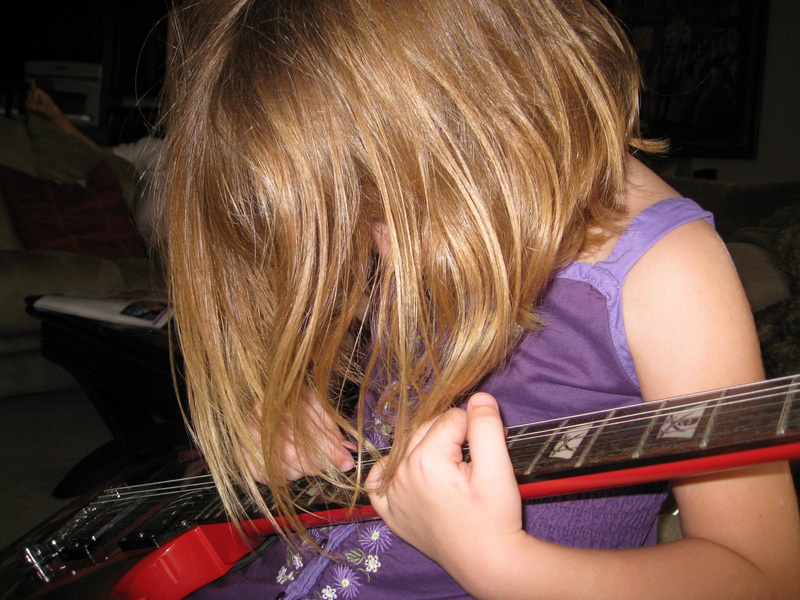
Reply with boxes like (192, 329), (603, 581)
(157, 1), (800, 599)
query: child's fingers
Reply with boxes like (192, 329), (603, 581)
(407, 408), (465, 456)
(305, 400), (355, 472)
(365, 408), (466, 496)
(464, 393), (516, 484)
(244, 390), (356, 483)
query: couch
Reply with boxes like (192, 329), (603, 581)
(663, 175), (800, 379)
(0, 112), (163, 398)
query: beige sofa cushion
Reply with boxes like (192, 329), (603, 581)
(727, 242), (790, 312)
(0, 117), (36, 175)
(0, 250), (130, 336)
(0, 117), (35, 250)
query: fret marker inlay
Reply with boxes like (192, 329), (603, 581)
(549, 424), (591, 460)
(658, 407), (705, 440)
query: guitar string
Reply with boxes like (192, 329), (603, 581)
(507, 379), (799, 443)
(505, 393), (795, 469)
(93, 380), (800, 505)
(501, 382), (798, 449)
(94, 387), (798, 507)
(502, 387), (799, 469)
(92, 377), (800, 505)
(509, 385), (796, 442)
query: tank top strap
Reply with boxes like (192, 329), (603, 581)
(597, 197), (714, 283)
(553, 197), (714, 389)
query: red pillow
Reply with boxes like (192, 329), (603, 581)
(0, 160), (148, 259)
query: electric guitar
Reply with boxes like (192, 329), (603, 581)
(3, 375), (800, 600)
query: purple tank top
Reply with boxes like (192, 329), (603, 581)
(191, 197), (714, 600)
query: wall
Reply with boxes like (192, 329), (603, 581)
(691, 0), (800, 183)
(3, 1), (796, 182)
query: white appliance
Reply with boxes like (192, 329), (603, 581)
(25, 60), (103, 127)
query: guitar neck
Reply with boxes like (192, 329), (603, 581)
(284, 376), (800, 514)
(499, 375), (800, 495)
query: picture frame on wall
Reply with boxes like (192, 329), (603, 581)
(607, 0), (770, 159)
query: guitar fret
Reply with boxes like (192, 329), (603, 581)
(784, 375), (800, 434)
(699, 396), (724, 449)
(522, 418), (569, 475)
(575, 410), (615, 467)
(777, 393), (793, 436)
(575, 407), (662, 469)
(700, 383), (798, 450)
(633, 401), (664, 459)
(777, 377), (800, 435)
(506, 424), (531, 458)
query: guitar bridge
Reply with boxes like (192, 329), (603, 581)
(21, 544), (57, 584)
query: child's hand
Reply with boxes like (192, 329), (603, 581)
(366, 393), (525, 578)
(244, 390), (355, 483)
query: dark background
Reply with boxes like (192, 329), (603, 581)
(0, 1), (792, 172)
(0, 0), (171, 145)
(607, 0), (770, 159)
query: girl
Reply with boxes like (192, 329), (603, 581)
(163, 0), (800, 598)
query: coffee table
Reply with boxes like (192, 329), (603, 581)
(26, 302), (190, 496)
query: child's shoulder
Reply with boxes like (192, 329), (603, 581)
(581, 157), (684, 264)
(622, 157), (683, 221)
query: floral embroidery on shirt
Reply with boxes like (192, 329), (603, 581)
(275, 527), (332, 586)
(333, 565), (362, 598)
(321, 586), (338, 599)
(364, 554), (381, 573)
(276, 566), (295, 584)
(289, 522), (396, 599)
(363, 423), (387, 449)
(359, 522), (393, 554)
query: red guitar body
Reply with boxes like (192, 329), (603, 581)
(111, 443), (800, 600)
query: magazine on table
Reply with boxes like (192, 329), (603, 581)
(30, 288), (173, 329)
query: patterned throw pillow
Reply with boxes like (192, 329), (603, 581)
(0, 160), (148, 259)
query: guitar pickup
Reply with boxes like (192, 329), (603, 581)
(54, 498), (150, 561)
(119, 489), (221, 551)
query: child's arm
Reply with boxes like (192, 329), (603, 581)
(367, 216), (800, 599)
(624, 215), (800, 598)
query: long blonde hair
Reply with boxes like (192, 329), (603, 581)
(164, 0), (659, 531)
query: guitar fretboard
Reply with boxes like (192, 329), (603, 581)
(499, 375), (800, 483)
